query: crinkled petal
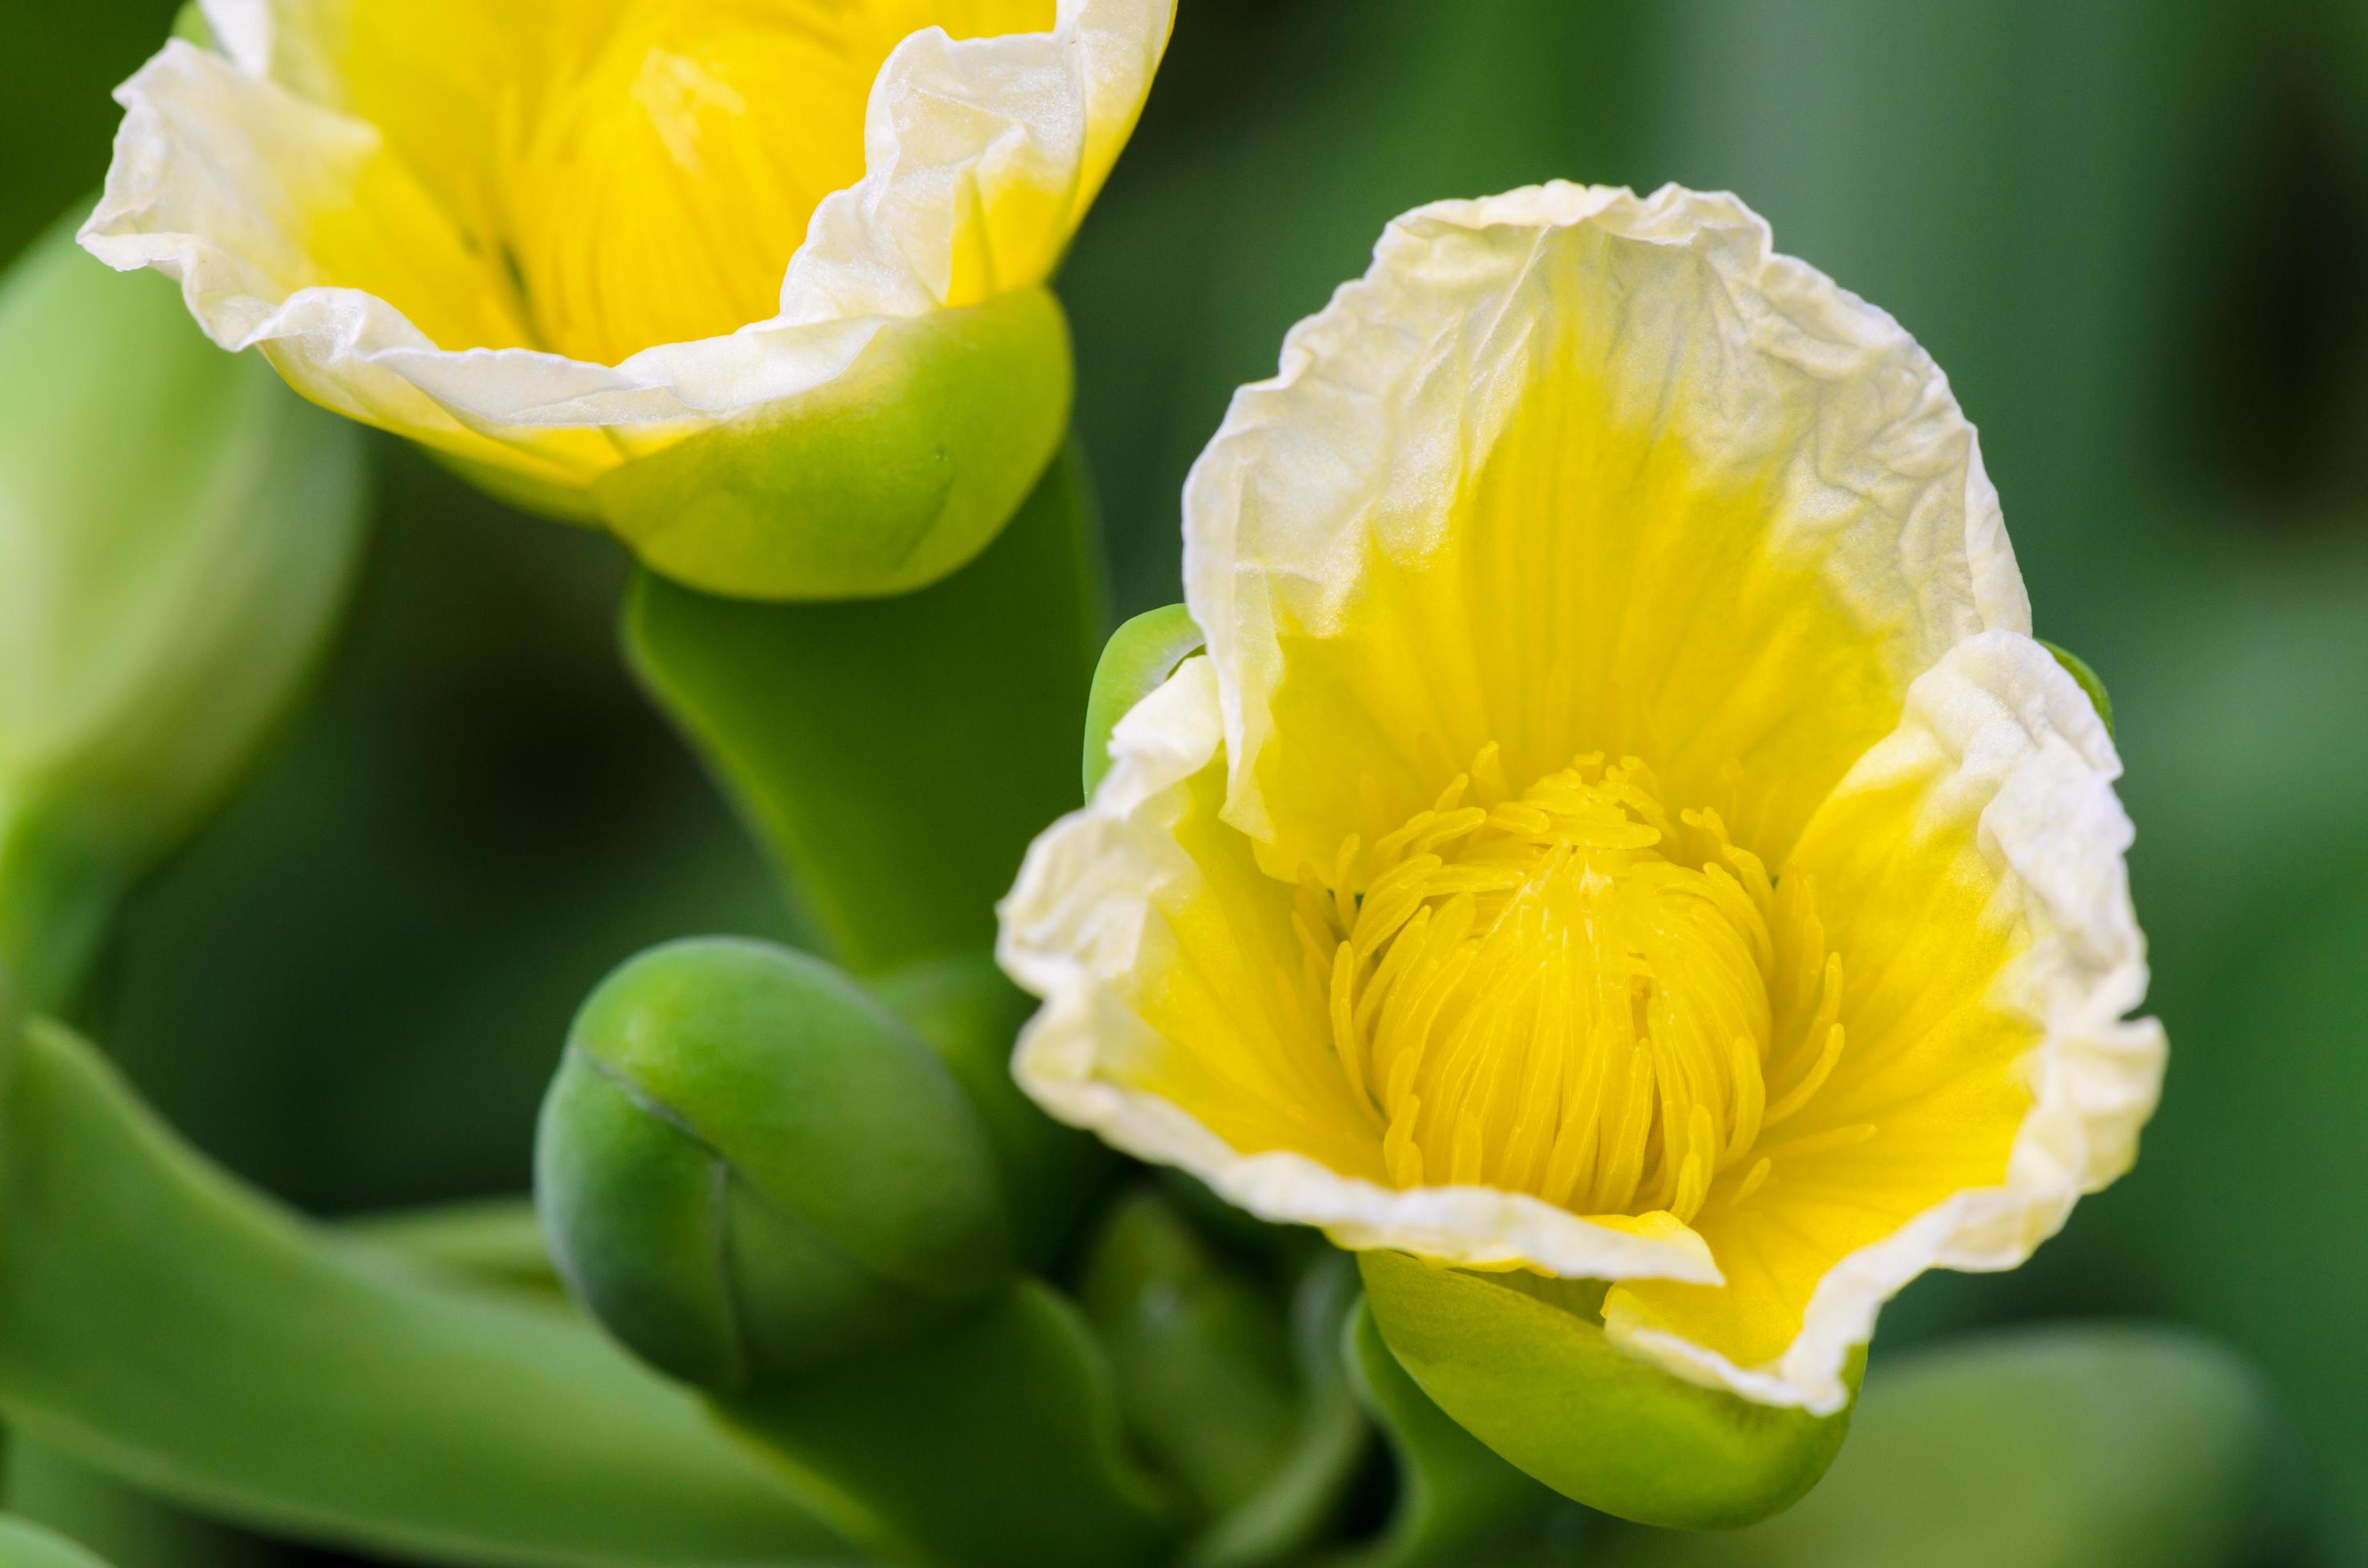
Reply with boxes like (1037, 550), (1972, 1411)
(1183, 182), (2030, 880)
(998, 657), (1722, 1285)
(1603, 630), (2163, 1411)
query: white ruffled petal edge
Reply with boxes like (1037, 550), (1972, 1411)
(1606, 629), (2165, 1413)
(998, 656), (1723, 1287)
(1182, 182), (2031, 850)
(78, 0), (1170, 479)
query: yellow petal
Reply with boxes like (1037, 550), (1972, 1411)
(1602, 631), (2162, 1412)
(83, 0), (1172, 509)
(1185, 184), (2030, 882)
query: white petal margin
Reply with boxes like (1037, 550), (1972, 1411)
(1605, 629), (2166, 1413)
(998, 656), (1722, 1286)
(1182, 181), (2031, 850)
(78, 0), (1172, 496)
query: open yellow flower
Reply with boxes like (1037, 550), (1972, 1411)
(80, 0), (1171, 598)
(1000, 184), (2165, 1414)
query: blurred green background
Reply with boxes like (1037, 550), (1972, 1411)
(4, 0), (2365, 1562)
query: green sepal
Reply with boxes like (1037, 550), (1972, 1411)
(0, 1517), (113, 1568)
(536, 938), (1014, 1390)
(1598, 1326), (2285, 1568)
(714, 1281), (1182, 1568)
(168, 2), (212, 46)
(1359, 1251), (1859, 1531)
(2039, 640), (2115, 738)
(1342, 1300), (1574, 1566)
(597, 287), (1073, 602)
(872, 951), (1116, 1269)
(626, 440), (1102, 974)
(0, 210), (370, 1013)
(1082, 604), (1206, 798)
(0, 1018), (846, 1566)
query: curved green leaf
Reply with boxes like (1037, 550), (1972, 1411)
(0, 1019), (848, 1568)
(1599, 1326), (2284, 1568)
(0, 1517), (113, 1568)
(626, 440), (1103, 974)
(1082, 605), (1205, 798)
(346, 1198), (559, 1297)
(1359, 1251), (1858, 1530)
(716, 1280), (1181, 1568)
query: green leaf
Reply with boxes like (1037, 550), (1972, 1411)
(0, 1517), (113, 1568)
(1082, 605), (1205, 797)
(0, 209), (370, 1013)
(1078, 1190), (1302, 1519)
(537, 938), (1014, 1390)
(1184, 1252), (1370, 1568)
(1359, 1251), (1858, 1531)
(871, 950), (1116, 1269)
(0, 1018), (848, 1568)
(346, 1198), (560, 1297)
(1341, 1300), (1572, 1567)
(716, 1281), (1181, 1568)
(626, 439), (1103, 974)
(596, 288), (1073, 602)
(2039, 641), (2115, 737)
(1598, 1326), (2285, 1568)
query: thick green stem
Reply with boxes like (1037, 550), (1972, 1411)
(0, 1019), (847, 1568)
(626, 439), (1106, 974)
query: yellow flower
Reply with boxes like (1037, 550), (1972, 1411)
(1000, 184), (2164, 1414)
(80, 0), (1171, 597)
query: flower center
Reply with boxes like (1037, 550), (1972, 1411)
(1299, 750), (1853, 1224)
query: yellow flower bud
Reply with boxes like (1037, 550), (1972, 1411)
(80, 1), (1172, 599)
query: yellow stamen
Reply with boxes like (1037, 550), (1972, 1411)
(1317, 746), (1856, 1222)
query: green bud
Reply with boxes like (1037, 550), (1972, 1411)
(0, 210), (369, 1011)
(1082, 603), (1206, 798)
(595, 287), (1073, 602)
(1359, 1250), (1859, 1531)
(535, 938), (1016, 1391)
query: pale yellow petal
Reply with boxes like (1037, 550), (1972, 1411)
(1602, 631), (2162, 1412)
(1184, 183), (2029, 882)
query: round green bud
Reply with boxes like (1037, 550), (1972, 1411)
(0, 207), (369, 1010)
(594, 287), (1072, 602)
(536, 938), (1017, 1391)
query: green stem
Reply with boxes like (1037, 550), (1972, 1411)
(0, 1019), (848, 1568)
(626, 439), (1106, 974)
